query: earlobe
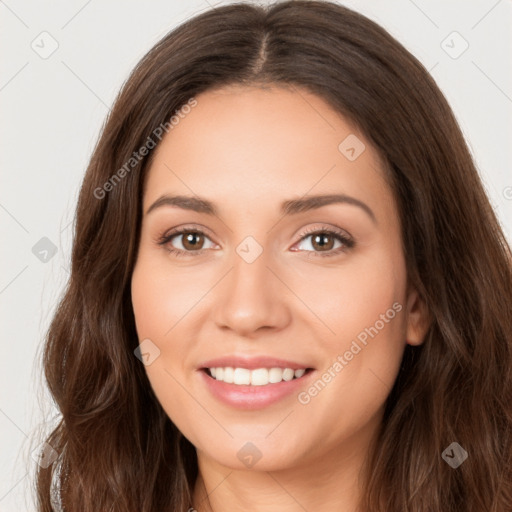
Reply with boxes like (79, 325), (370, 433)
(405, 286), (431, 346)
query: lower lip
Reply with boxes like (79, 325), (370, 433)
(199, 369), (315, 410)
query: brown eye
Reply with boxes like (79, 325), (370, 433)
(294, 226), (355, 258)
(158, 227), (216, 257)
(180, 232), (205, 251)
(310, 233), (336, 252)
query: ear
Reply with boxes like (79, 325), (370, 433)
(405, 284), (431, 346)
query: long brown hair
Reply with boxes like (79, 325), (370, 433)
(34, 1), (512, 510)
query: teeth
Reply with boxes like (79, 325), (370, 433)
(233, 368), (250, 385)
(209, 367), (308, 385)
(282, 368), (294, 381)
(223, 367), (234, 383)
(269, 367), (283, 383)
(251, 368), (268, 386)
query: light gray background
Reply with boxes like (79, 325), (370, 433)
(1, 1), (511, 510)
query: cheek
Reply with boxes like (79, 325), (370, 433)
(291, 243), (406, 347)
(130, 257), (185, 377)
(130, 251), (201, 342)
(130, 250), (216, 399)
(131, 260), (195, 428)
(292, 248), (406, 426)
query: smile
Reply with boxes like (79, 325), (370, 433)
(206, 367), (308, 385)
(200, 366), (315, 410)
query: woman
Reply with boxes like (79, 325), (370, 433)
(36, 1), (512, 511)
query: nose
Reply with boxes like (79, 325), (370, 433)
(212, 247), (292, 338)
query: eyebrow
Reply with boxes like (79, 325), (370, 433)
(145, 193), (377, 224)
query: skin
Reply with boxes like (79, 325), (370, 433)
(130, 84), (430, 512)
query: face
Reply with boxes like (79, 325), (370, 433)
(131, 84), (428, 472)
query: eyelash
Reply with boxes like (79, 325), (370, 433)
(157, 224), (355, 258)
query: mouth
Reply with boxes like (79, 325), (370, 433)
(197, 355), (317, 409)
(202, 366), (315, 386)
(199, 365), (316, 410)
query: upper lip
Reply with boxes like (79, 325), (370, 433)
(199, 355), (314, 371)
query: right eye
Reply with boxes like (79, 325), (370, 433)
(158, 227), (217, 257)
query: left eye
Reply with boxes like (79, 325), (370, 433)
(294, 231), (347, 253)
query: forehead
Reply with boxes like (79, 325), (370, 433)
(143, 85), (393, 220)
